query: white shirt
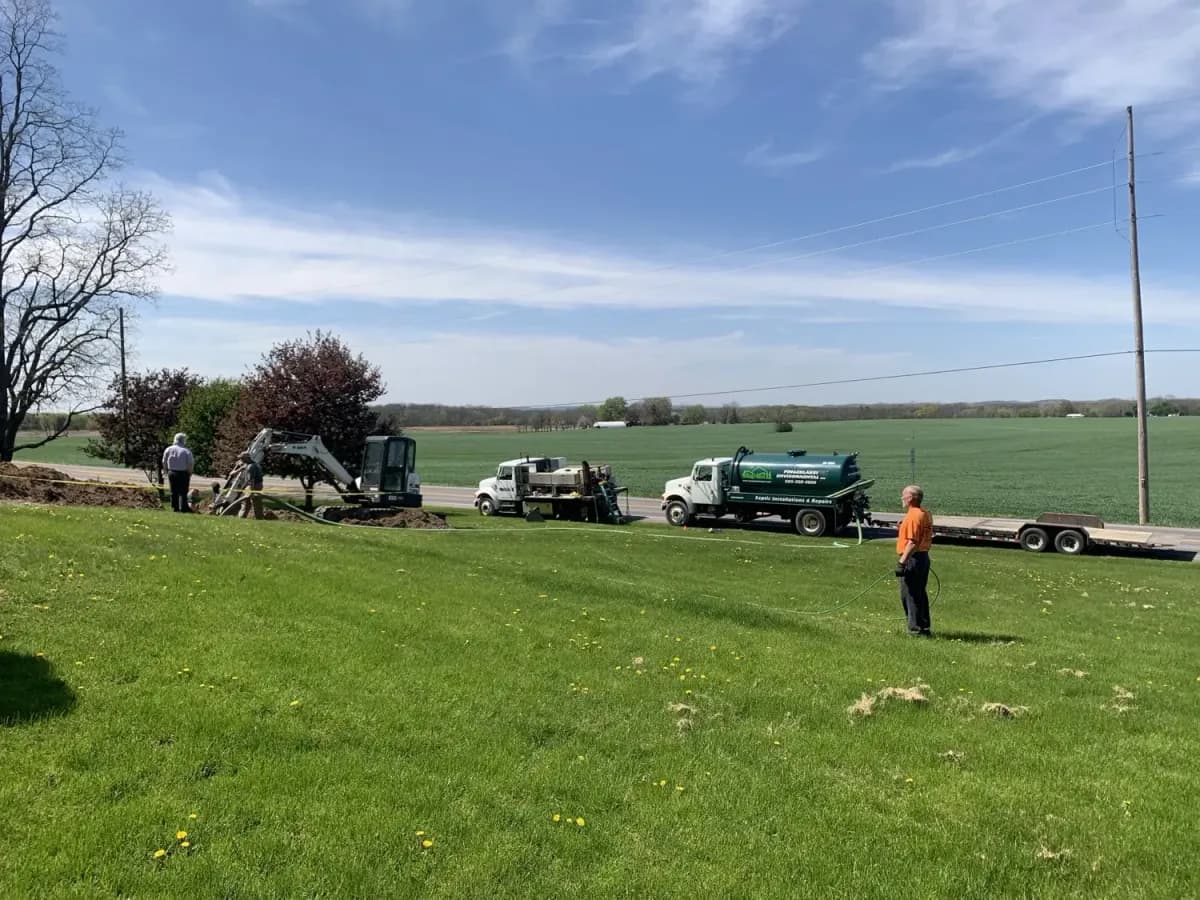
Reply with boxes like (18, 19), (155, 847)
(162, 444), (194, 473)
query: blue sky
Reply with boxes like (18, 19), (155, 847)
(54, 0), (1200, 406)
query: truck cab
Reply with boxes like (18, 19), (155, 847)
(475, 456), (567, 516)
(662, 457), (733, 525)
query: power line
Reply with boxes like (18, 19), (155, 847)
(718, 186), (1113, 276)
(526, 349), (1200, 410)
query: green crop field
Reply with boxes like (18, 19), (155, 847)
(11, 433), (112, 468)
(14, 417), (1200, 526)
(411, 418), (1200, 527)
(1, 505), (1196, 898)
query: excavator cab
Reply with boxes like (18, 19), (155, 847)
(359, 435), (421, 508)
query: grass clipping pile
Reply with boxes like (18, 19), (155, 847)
(0, 463), (161, 510)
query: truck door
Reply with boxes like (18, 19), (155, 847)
(495, 465), (517, 502)
(692, 464), (719, 508)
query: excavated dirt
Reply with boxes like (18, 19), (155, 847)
(0, 462), (162, 510)
(327, 507), (450, 529)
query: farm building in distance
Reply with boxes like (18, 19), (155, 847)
(593, 420), (627, 428)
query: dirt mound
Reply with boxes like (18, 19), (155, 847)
(0, 462), (161, 510)
(333, 507), (450, 529)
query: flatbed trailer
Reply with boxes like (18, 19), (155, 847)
(870, 511), (1162, 556)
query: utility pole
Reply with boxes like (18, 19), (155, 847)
(1127, 105), (1149, 525)
(119, 307), (129, 467)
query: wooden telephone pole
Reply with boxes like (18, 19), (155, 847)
(119, 307), (130, 467)
(1127, 105), (1149, 525)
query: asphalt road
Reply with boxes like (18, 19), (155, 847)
(10, 461), (1199, 560)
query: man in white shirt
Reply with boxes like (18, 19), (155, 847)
(162, 433), (195, 513)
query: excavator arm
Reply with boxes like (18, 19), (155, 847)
(211, 428), (360, 514)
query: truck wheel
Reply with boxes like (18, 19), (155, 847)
(478, 496), (497, 517)
(1054, 529), (1087, 555)
(1019, 526), (1049, 552)
(665, 500), (691, 527)
(794, 508), (827, 537)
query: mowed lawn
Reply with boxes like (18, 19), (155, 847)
(14, 417), (1200, 526)
(2, 505), (1197, 898)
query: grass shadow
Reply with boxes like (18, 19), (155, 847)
(0, 651), (77, 726)
(934, 630), (1024, 645)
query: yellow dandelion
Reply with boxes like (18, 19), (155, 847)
(658, 779), (667, 787)
(180, 841), (191, 849)
(188, 813), (198, 819)
(575, 817), (585, 827)
(415, 830), (425, 836)
(904, 777), (914, 784)
(675, 785), (685, 792)
(176, 831), (188, 840)
(552, 814), (561, 822)
(153, 849), (167, 859)
(289, 700), (301, 707)
(421, 839), (433, 848)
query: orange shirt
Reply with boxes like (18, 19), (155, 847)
(897, 506), (933, 554)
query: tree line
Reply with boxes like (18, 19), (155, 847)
(376, 396), (1197, 430)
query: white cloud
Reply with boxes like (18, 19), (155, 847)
(134, 316), (911, 405)
(144, 172), (1200, 328)
(744, 141), (824, 173)
(869, 0), (1200, 125)
(501, 0), (805, 88)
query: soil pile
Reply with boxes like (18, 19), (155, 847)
(324, 506), (450, 529)
(0, 463), (162, 510)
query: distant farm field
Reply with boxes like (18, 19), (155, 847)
(14, 418), (1200, 526)
(411, 418), (1200, 528)
(2, 505), (1198, 897)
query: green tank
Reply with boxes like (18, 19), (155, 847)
(729, 446), (863, 497)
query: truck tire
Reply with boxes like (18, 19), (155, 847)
(478, 496), (497, 517)
(1053, 528), (1087, 555)
(1019, 526), (1049, 552)
(665, 500), (691, 527)
(794, 508), (827, 537)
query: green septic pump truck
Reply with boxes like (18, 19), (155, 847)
(661, 446), (874, 537)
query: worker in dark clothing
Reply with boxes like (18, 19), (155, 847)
(895, 484), (934, 636)
(162, 433), (195, 513)
(237, 452), (265, 520)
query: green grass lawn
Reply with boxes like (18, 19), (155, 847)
(2, 504), (1197, 898)
(12, 417), (1200, 525)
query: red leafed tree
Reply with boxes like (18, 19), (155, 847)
(214, 331), (386, 508)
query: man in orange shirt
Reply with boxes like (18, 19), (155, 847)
(895, 484), (934, 637)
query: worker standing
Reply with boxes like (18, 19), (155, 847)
(895, 484), (934, 637)
(237, 452), (265, 520)
(162, 433), (195, 514)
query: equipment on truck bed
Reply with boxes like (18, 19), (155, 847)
(662, 446), (873, 537)
(475, 457), (626, 523)
(211, 428), (421, 519)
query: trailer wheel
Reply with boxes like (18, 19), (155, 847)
(794, 508), (828, 537)
(665, 500), (691, 527)
(1019, 526), (1050, 552)
(1054, 529), (1087, 555)
(477, 496), (497, 517)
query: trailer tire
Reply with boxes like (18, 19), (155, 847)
(1054, 529), (1087, 555)
(665, 500), (691, 527)
(795, 508), (828, 537)
(478, 496), (497, 517)
(1019, 526), (1050, 552)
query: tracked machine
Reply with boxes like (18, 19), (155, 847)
(211, 429), (421, 521)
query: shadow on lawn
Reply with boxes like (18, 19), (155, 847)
(934, 630), (1024, 645)
(0, 651), (77, 726)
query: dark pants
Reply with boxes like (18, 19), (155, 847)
(168, 470), (191, 513)
(900, 552), (931, 635)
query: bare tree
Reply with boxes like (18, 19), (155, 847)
(0, 0), (168, 461)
